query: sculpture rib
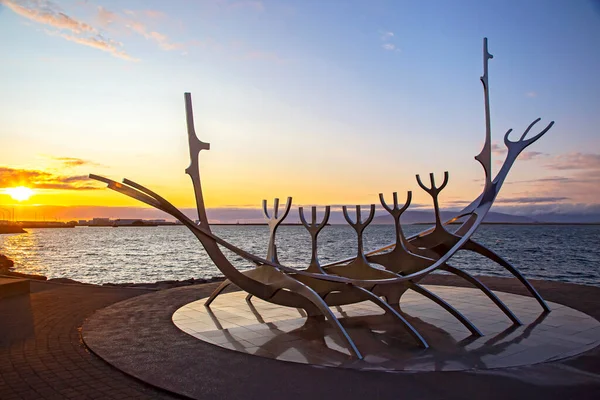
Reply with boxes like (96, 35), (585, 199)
(461, 239), (550, 312)
(408, 282), (483, 336)
(351, 286), (429, 348)
(441, 264), (522, 325)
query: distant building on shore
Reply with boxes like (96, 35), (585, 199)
(76, 218), (176, 227)
(90, 218), (112, 226)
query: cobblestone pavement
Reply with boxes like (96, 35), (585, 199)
(0, 280), (217, 399)
(1, 276), (600, 400)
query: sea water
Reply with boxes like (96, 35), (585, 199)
(0, 224), (598, 286)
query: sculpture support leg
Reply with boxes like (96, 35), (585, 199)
(271, 281), (363, 359)
(204, 279), (232, 306)
(351, 286), (429, 349)
(463, 239), (550, 312)
(442, 265), (522, 325)
(407, 282), (483, 336)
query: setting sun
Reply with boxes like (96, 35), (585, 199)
(6, 186), (34, 202)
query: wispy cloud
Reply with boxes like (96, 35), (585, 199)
(525, 91), (537, 98)
(491, 143), (505, 155)
(379, 30), (399, 52)
(495, 196), (570, 204)
(380, 30), (394, 40)
(2, 0), (184, 60)
(105, 7), (184, 51)
(507, 176), (572, 185)
(490, 142), (545, 160)
(49, 156), (99, 167)
(2, 0), (136, 60)
(544, 152), (600, 171)
(0, 166), (101, 190)
(51, 30), (135, 60)
(500, 152), (600, 208)
(141, 10), (166, 19)
(2, 0), (95, 33)
(519, 151), (545, 161)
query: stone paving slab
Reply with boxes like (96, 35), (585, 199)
(0, 280), (190, 400)
(82, 275), (600, 400)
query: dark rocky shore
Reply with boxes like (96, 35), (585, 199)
(0, 253), (14, 270)
(0, 252), (225, 289)
(0, 225), (26, 234)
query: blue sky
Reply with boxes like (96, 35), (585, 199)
(0, 0), (599, 221)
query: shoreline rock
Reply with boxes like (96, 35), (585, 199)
(0, 225), (27, 234)
(0, 253), (14, 271)
(99, 276), (226, 290)
(0, 253), (48, 280)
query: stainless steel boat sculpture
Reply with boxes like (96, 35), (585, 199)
(90, 38), (554, 359)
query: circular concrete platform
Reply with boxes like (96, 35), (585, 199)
(173, 286), (600, 371)
(82, 277), (600, 400)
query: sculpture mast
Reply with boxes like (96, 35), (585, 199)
(184, 93), (211, 228)
(475, 38), (494, 192)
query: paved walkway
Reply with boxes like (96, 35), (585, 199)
(1, 276), (599, 399)
(0, 279), (197, 399)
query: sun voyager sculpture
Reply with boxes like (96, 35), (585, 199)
(91, 38), (554, 359)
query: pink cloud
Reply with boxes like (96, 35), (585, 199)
(56, 32), (137, 61)
(104, 8), (184, 51)
(143, 10), (166, 19)
(503, 152), (600, 206)
(519, 151), (545, 161)
(3, 0), (96, 34)
(545, 152), (600, 171)
(3, 0), (136, 61)
(96, 5), (119, 26)
(491, 142), (544, 161)
(3, 1), (183, 60)
(491, 143), (506, 154)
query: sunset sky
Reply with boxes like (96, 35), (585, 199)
(1, 0), (599, 222)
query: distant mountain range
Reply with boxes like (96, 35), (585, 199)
(368, 211), (600, 225)
(370, 211), (536, 225)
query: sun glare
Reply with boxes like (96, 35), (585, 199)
(6, 186), (34, 202)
